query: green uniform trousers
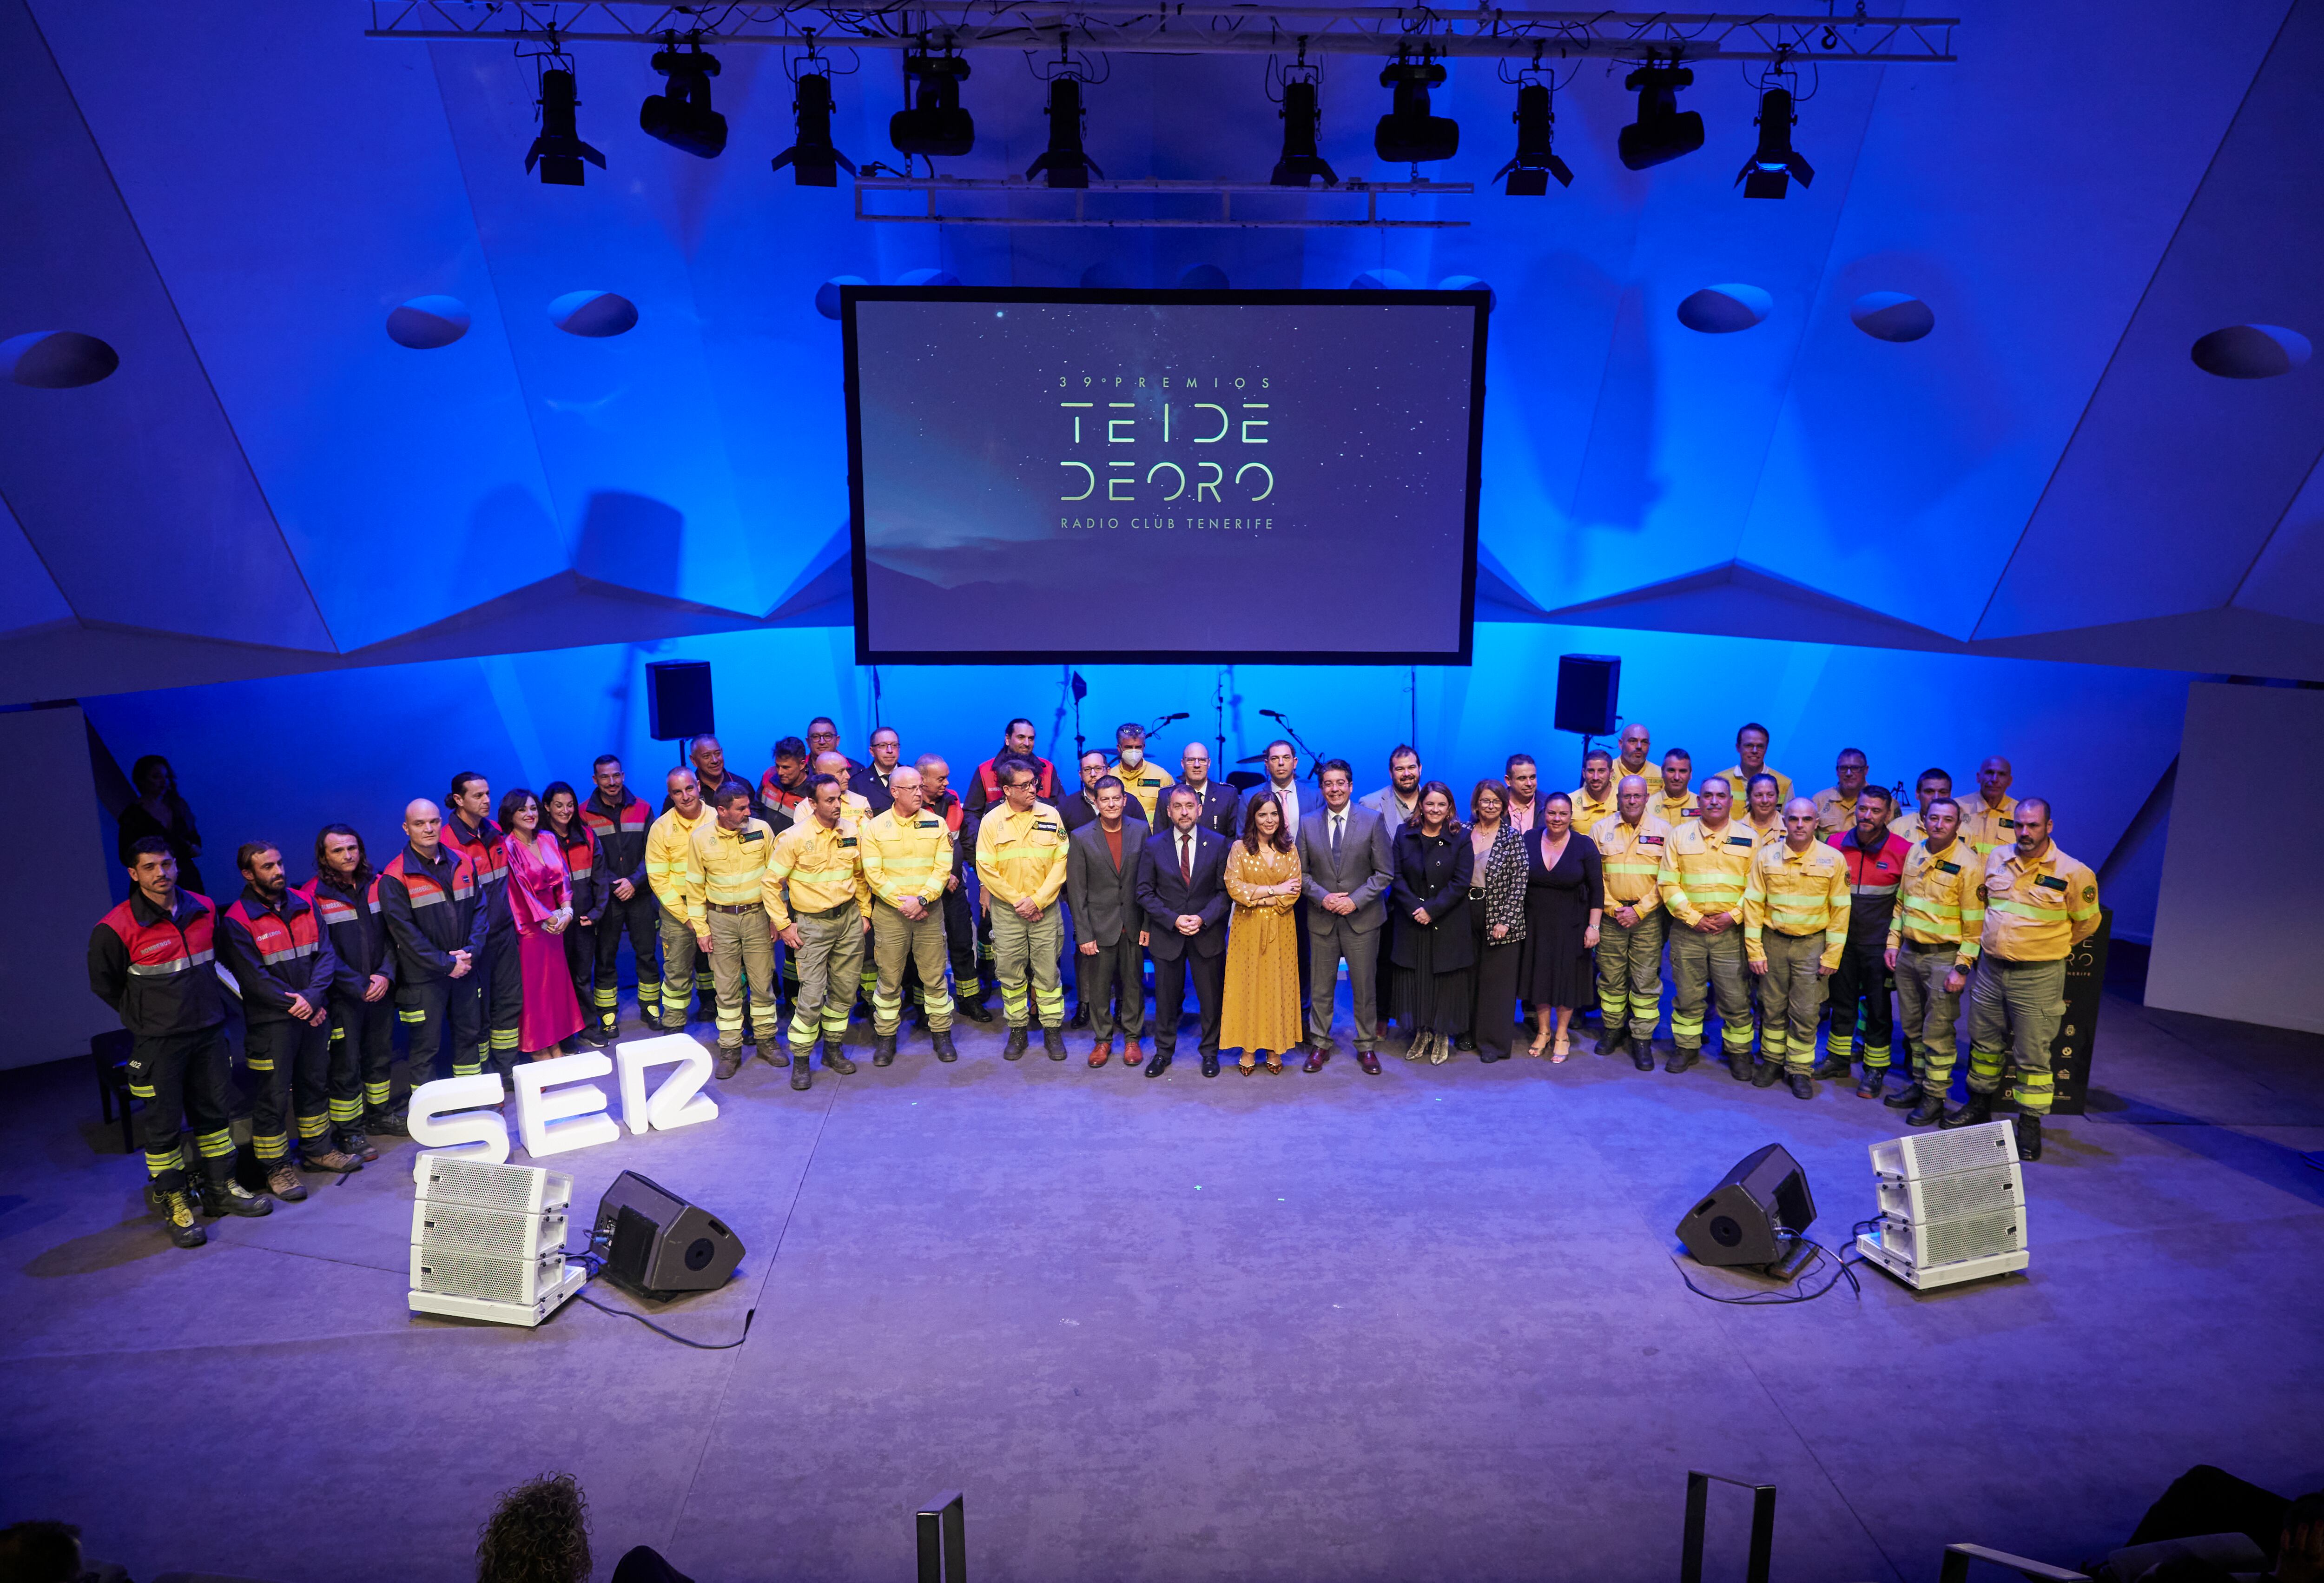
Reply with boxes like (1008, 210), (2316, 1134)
(871, 900), (954, 1035)
(990, 901), (1065, 1030)
(1895, 942), (1966, 1097)
(788, 905), (866, 1058)
(1965, 955), (2067, 1115)
(656, 909), (700, 1033)
(706, 905), (779, 1051)
(1757, 928), (1830, 1074)
(1596, 907), (1666, 1040)
(1670, 923), (1752, 1055)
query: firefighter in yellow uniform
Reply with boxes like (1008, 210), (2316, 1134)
(1590, 776), (1671, 1068)
(1888, 768), (1956, 846)
(1884, 794), (1984, 1127)
(684, 784), (781, 1080)
(1612, 723), (1664, 791)
(1743, 797), (1852, 1097)
(766, 773), (871, 1091)
(1657, 775), (1760, 1080)
(1569, 748), (1618, 835)
(815, 749), (879, 1013)
(1716, 722), (1792, 808)
(643, 768), (713, 1033)
(1106, 722), (1175, 825)
(1653, 750), (1700, 829)
(1945, 795), (2100, 1159)
(1957, 756), (2020, 856)
(974, 755), (1071, 1061)
(1811, 748), (1871, 836)
(859, 765), (959, 1067)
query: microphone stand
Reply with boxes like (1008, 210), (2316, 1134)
(1214, 669), (1229, 773)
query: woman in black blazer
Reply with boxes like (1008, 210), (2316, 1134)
(1389, 781), (1475, 1064)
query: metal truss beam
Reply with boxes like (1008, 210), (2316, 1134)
(853, 174), (1471, 227)
(367, 2), (1956, 64)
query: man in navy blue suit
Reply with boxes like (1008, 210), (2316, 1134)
(1136, 786), (1230, 1079)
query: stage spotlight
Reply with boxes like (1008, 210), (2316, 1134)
(640, 40), (727, 158)
(1616, 59), (1702, 171)
(525, 67), (606, 186)
(1736, 86), (1814, 198)
(1271, 75), (1337, 187)
(1374, 58), (1458, 166)
(1028, 77), (1103, 188)
(1494, 82), (1572, 195)
(772, 70), (856, 186)
(891, 53), (975, 158)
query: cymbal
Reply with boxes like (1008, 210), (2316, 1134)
(1235, 752), (1273, 763)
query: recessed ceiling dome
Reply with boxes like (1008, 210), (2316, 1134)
(1351, 268), (1413, 291)
(2190, 324), (2311, 379)
(1, 329), (120, 387)
(1677, 284), (1771, 334)
(895, 268), (961, 287)
(1178, 263), (1230, 290)
(1438, 274), (1497, 311)
(549, 291), (638, 338)
(816, 276), (869, 320)
(384, 296), (470, 349)
(1849, 291), (1935, 343)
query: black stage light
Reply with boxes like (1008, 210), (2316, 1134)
(526, 67), (607, 185)
(772, 71), (856, 186)
(1737, 86), (1814, 199)
(1373, 58), (1458, 166)
(1494, 81), (1573, 195)
(891, 54), (975, 158)
(1617, 60), (1703, 171)
(1027, 77), (1103, 188)
(1271, 76), (1337, 187)
(640, 41), (727, 159)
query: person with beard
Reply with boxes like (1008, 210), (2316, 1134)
(581, 755), (661, 1036)
(301, 823), (406, 1148)
(442, 771), (520, 1076)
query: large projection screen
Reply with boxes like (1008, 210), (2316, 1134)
(844, 288), (1487, 665)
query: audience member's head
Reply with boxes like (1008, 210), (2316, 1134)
(0, 1521), (81, 1583)
(477, 1473), (591, 1583)
(2279, 1490), (2324, 1583)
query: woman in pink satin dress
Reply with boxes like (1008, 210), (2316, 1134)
(497, 788), (586, 1056)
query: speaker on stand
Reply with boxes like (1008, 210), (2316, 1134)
(1555, 654), (1621, 776)
(645, 661), (716, 764)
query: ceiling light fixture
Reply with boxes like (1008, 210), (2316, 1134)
(1029, 77), (1102, 188)
(1617, 56), (1702, 170)
(1737, 85), (1813, 198)
(1374, 55), (1458, 168)
(772, 65), (856, 186)
(526, 66), (606, 185)
(1271, 59), (1336, 188)
(640, 38), (727, 158)
(891, 53), (975, 159)
(1495, 81), (1572, 195)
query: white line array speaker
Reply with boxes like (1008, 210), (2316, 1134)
(409, 1154), (588, 1326)
(1854, 1120), (2030, 1290)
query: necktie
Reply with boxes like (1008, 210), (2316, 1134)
(1330, 813), (1343, 858)
(1180, 835), (1192, 884)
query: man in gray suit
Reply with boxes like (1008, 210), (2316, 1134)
(1297, 758), (1394, 1075)
(1357, 744), (1423, 1038)
(1066, 775), (1148, 1070)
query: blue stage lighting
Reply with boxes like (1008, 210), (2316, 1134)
(525, 67), (607, 186)
(1737, 86), (1814, 198)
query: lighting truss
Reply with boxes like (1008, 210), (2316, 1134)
(854, 173), (1470, 227)
(366, 3), (1959, 65)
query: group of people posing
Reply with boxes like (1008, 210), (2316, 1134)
(88, 715), (2098, 1249)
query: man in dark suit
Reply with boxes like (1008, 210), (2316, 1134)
(1135, 786), (1230, 1078)
(1241, 739), (1314, 1009)
(1175, 742), (1239, 838)
(1296, 759), (1394, 1074)
(848, 726), (903, 815)
(1066, 776), (1147, 1070)
(1060, 750), (1149, 835)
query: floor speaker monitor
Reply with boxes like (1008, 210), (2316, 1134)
(1554, 654), (1620, 739)
(1675, 1143), (1816, 1269)
(594, 1169), (745, 1298)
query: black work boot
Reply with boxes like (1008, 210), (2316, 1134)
(201, 1174), (273, 1218)
(1595, 1027), (1631, 1058)
(931, 1029), (959, 1063)
(338, 1126), (379, 1164)
(1884, 1076), (1925, 1109)
(1043, 1025), (1068, 1061)
(1664, 1046), (1699, 1075)
(1939, 1093), (1992, 1129)
(1809, 1055), (1851, 1081)
(1906, 1093), (1946, 1127)
(2013, 1113), (2043, 1161)
(1003, 1027), (1029, 1060)
(1727, 1053), (1755, 1082)
(757, 1037), (790, 1068)
(1630, 1038), (1656, 1072)
(713, 1047), (744, 1080)
(1751, 1059), (1783, 1088)
(364, 1106), (411, 1137)
(1855, 1067), (1888, 1100)
(959, 995), (993, 1024)
(156, 1185), (207, 1248)
(1787, 1073), (1815, 1100)
(791, 1040), (816, 1091)
(823, 1044), (858, 1076)
(873, 1033), (897, 1067)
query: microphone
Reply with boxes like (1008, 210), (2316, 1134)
(1259, 709), (1284, 721)
(1152, 711), (1189, 725)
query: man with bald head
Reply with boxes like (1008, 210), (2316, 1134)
(860, 764), (960, 1065)
(1614, 723), (1663, 792)
(816, 750), (877, 1010)
(1743, 797), (1851, 1097)
(1960, 755), (2020, 856)
(1590, 774), (1672, 1067)
(916, 754), (988, 1029)
(644, 768), (714, 1032)
(378, 797), (489, 1092)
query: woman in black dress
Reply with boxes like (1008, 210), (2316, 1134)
(1519, 791), (1603, 1061)
(1390, 782), (1474, 1064)
(116, 754), (208, 899)
(1461, 779), (1528, 1062)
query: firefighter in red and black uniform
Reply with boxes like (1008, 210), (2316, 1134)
(442, 771), (520, 1074)
(544, 780), (611, 1045)
(962, 718), (1058, 1020)
(582, 755), (660, 1036)
(301, 822), (406, 1146)
(1823, 787), (1912, 1100)
(379, 798), (489, 1087)
(89, 837), (274, 1247)
(918, 755), (990, 1026)
(220, 841), (359, 1196)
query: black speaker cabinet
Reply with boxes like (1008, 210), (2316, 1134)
(1554, 654), (1621, 738)
(1675, 1144), (1816, 1268)
(645, 660), (715, 743)
(594, 1170), (744, 1298)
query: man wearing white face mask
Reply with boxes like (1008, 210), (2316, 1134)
(1107, 722), (1174, 825)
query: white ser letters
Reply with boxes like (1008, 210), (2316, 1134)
(408, 1034), (720, 1163)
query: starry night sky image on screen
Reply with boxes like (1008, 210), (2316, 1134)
(848, 298), (1481, 659)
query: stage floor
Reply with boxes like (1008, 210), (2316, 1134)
(4, 990), (2320, 1583)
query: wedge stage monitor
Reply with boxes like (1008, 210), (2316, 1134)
(843, 288), (1487, 665)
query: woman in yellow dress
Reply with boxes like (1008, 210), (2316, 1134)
(1221, 792), (1305, 1074)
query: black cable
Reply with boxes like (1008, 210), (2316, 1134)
(1672, 1237), (1864, 1306)
(577, 1292), (757, 1350)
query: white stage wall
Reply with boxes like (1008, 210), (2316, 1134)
(0, 705), (123, 1068)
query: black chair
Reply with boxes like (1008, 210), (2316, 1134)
(92, 1028), (137, 1154)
